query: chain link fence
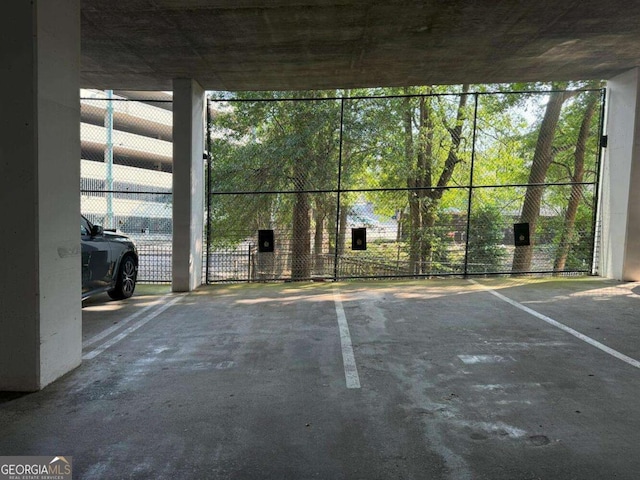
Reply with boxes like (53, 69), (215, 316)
(80, 90), (173, 283)
(207, 87), (604, 282)
(79, 87), (603, 284)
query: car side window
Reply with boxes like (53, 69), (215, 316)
(81, 217), (91, 236)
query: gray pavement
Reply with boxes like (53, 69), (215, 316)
(1, 277), (639, 479)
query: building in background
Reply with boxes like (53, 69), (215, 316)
(80, 89), (174, 281)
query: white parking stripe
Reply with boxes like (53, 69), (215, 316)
(82, 294), (173, 349)
(333, 287), (361, 389)
(471, 280), (640, 370)
(83, 293), (187, 360)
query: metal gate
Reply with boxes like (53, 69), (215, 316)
(205, 86), (605, 283)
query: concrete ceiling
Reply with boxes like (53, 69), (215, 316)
(81, 0), (640, 91)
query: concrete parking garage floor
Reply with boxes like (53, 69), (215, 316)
(1, 277), (639, 479)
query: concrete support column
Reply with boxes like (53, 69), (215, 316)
(0, 0), (81, 391)
(172, 79), (205, 291)
(601, 68), (640, 280)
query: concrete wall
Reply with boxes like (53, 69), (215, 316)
(0, 0), (81, 391)
(172, 79), (205, 291)
(601, 68), (640, 281)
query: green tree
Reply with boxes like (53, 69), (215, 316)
(512, 85), (577, 273)
(208, 83), (602, 280)
(508, 82), (602, 273)
(466, 204), (507, 273)
(379, 86), (473, 274)
(209, 91), (342, 279)
(552, 89), (601, 271)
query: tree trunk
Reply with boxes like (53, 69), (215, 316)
(403, 93), (421, 274)
(422, 86), (468, 272)
(417, 95), (434, 272)
(554, 94), (598, 272)
(291, 157), (311, 280)
(292, 191), (311, 279)
(408, 191), (421, 274)
(403, 86), (469, 275)
(419, 201), (436, 274)
(434, 86), (469, 192)
(313, 207), (326, 275)
(337, 205), (348, 272)
(327, 198), (337, 255)
(512, 90), (571, 273)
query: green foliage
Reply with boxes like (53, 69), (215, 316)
(209, 92), (342, 248)
(206, 83), (604, 276)
(466, 204), (507, 273)
(546, 89), (602, 185)
(548, 203), (595, 270)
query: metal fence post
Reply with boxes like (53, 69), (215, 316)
(205, 97), (212, 284)
(590, 88), (607, 276)
(333, 97), (345, 282)
(463, 93), (479, 277)
(105, 89), (114, 229)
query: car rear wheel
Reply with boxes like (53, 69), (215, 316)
(108, 255), (137, 300)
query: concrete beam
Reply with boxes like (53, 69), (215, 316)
(0, 0), (81, 391)
(172, 79), (205, 291)
(78, 2), (640, 92)
(600, 68), (640, 280)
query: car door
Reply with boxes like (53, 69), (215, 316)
(81, 216), (113, 295)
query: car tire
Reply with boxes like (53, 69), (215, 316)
(108, 255), (137, 300)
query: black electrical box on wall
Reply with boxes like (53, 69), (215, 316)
(513, 223), (530, 247)
(352, 228), (367, 250)
(258, 230), (274, 252)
